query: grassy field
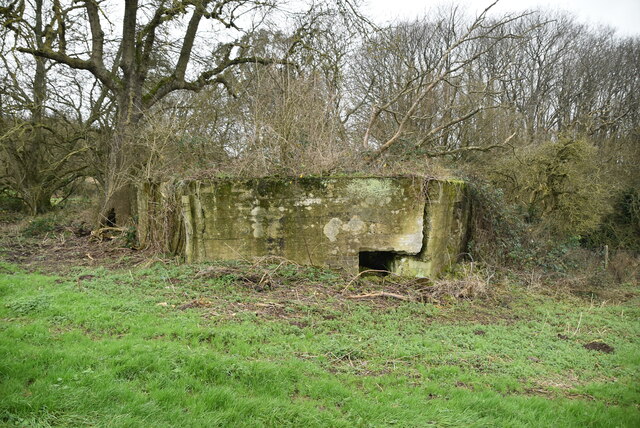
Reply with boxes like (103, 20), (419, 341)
(1, 256), (638, 427)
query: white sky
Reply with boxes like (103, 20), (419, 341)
(363, 0), (640, 36)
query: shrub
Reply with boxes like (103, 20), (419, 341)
(490, 137), (610, 238)
(608, 251), (640, 284)
(21, 216), (59, 237)
(585, 186), (640, 255)
(0, 190), (25, 212)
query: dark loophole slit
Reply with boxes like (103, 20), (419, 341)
(358, 251), (397, 274)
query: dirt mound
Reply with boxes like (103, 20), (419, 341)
(583, 341), (614, 354)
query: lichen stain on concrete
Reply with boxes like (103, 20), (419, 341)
(250, 206), (265, 238)
(342, 215), (366, 234)
(137, 176), (471, 278)
(323, 217), (343, 242)
(295, 197), (322, 207)
(393, 227), (423, 255)
(346, 178), (394, 200)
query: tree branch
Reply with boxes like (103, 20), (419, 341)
(422, 131), (516, 158)
(144, 55), (288, 107)
(120, 0), (138, 78)
(416, 107), (482, 148)
(18, 42), (117, 92)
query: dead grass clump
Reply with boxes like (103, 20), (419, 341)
(608, 251), (639, 285)
(348, 263), (494, 304)
(177, 298), (213, 310)
(427, 273), (489, 301)
(195, 256), (342, 291)
(423, 262), (494, 301)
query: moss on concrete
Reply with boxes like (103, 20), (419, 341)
(384, 180), (470, 278)
(137, 176), (471, 277)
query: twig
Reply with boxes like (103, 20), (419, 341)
(572, 312), (583, 337)
(93, 226), (128, 233)
(341, 269), (391, 292)
(347, 291), (414, 302)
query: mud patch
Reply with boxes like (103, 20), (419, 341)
(583, 341), (614, 354)
(1, 232), (147, 273)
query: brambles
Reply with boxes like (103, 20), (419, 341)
(21, 216), (59, 237)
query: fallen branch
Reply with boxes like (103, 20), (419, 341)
(347, 291), (414, 301)
(93, 226), (128, 233)
(90, 226), (128, 241)
(419, 131), (517, 157)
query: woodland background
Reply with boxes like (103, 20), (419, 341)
(1, 0), (638, 271)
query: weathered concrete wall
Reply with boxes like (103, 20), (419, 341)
(137, 176), (471, 278)
(390, 180), (471, 277)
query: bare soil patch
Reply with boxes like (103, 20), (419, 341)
(583, 341), (615, 354)
(176, 261), (521, 326)
(0, 220), (148, 273)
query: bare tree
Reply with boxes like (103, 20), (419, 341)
(7, 0), (301, 224)
(0, 0), (100, 214)
(353, 2), (529, 162)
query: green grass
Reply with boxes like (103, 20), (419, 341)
(1, 262), (638, 427)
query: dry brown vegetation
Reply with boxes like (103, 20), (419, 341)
(1, 1), (638, 271)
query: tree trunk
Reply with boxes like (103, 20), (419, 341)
(31, 191), (53, 215)
(24, 0), (53, 216)
(21, 182), (53, 215)
(97, 88), (143, 227)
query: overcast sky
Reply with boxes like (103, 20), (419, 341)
(364, 0), (640, 36)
